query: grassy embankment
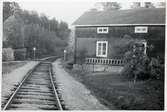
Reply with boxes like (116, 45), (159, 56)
(2, 61), (27, 75)
(62, 61), (164, 110)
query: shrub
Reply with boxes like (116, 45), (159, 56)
(148, 57), (164, 80)
(122, 41), (164, 81)
(2, 48), (14, 61)
(14, 48), (26, 60)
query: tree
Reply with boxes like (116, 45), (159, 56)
(29, 11), (40, 25)
(3, 2), (70, 59)
(57, 21), (70, 40)
(3, 2), (20, 22)
(3, 2), (24, 49)
(4, 15), (24, 48)
(130, 2), (155, 9)
(98, 2), (121, 11)
(155, 2), (166, 8)
(49, 18), (59, 32)
(40, 14), (49, 30)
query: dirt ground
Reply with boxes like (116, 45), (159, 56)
(52, 59), (110, 110)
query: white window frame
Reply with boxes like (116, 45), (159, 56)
(97, 27), (109, 34)
(96, 41), (108, 57)
(142, 41), (147, 55)
(135, 41), (147, 55)
(135, 26), (148, 33)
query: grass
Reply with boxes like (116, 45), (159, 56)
(2, 61), (27, 75)
(64, 63), (164, 110)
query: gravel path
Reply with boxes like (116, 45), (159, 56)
(2, 61), (39, 106)
(52, 59), (109, 110)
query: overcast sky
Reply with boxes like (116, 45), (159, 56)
(18, 2), (96, 25)
(18, 1), (165, 26)
(18, 1), (131, 26)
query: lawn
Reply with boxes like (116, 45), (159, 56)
(2, 61), (27, 75)
(66, 69), (164, 110)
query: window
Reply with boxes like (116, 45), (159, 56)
(96, 41), (108, 57)
(142, 42), (147, 55)
(134, 41), (147, 55)
(97, 27), (109, 34)
(135, 26), (148, 33)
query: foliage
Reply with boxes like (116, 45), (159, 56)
(14, 48), (26, 60)
(122, 41), (164, 81)
(3, 2), (70, 59)
(111, 35), (135, 58)
(130, 2), (155, 9)
(4, 15), (24, 48)
(77, 49), (87, 64)
(99, 2), (121, 10)
(68, 68), (164, 110)
(2, 48), (14, 61)
(148, 57), (164, 80)
(3, 2), (20, 22)
(76, 49), (87, 70)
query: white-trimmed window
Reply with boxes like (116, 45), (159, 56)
(96, 41), (108, 57)
(134, 41), (147, 55)
(135, 26), (148, 33)
(97, 27), (109, 34)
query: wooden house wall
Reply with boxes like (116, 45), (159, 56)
(76, 37), (133, 57)
(74, 26), (165, 63)
(75, 26), (165, 40)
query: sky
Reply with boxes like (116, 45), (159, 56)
(18, 1), (131, 26)
(18, 1), (165, 26)
(18, 2), (97, 26)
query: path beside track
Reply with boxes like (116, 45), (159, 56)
(52, 59), (109, 110)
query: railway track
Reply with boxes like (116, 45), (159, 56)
(2, 58), (64, 110)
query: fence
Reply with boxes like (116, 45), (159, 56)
(85, 58), (126, 66)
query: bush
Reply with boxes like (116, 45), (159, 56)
(123, 56), (164, 81)
(2, 48), (14, 61)
(148, 57), (164, 80)
(14, 48), (26, 60)
(122, 42), (164, 81)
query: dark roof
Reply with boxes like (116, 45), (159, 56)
(72, 8), (165, 25)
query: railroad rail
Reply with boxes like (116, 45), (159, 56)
(2, 57), (64, 110)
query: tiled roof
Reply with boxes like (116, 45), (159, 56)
(72, 8), (165, 25)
